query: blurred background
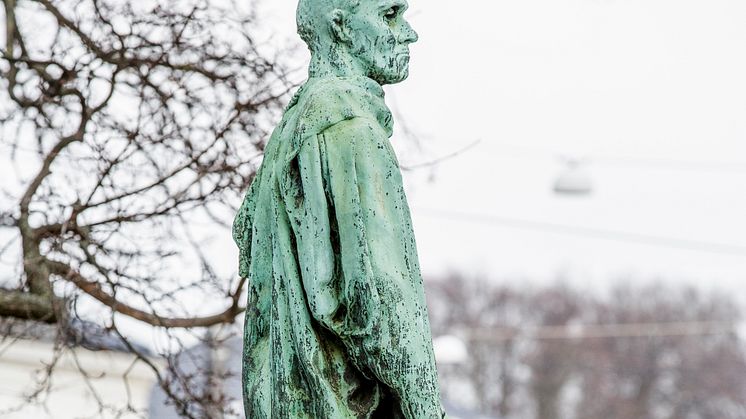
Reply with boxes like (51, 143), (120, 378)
(1, 0), (745, 418)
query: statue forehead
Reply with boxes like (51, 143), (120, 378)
(298, 0), (408, 15)
(297, 0), (411, 49)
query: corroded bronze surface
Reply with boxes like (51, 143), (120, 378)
(233, 1), (444, 417)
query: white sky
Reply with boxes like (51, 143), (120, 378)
(5, 0), (745, 348)
(248, 0), (746, 298)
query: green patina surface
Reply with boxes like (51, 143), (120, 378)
(232, 0), (444, 417)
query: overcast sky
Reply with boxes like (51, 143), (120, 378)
(244, 0), (746, 298)
(3, 0), (744, 352)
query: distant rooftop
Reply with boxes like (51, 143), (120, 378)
(0, 317), (154, 356)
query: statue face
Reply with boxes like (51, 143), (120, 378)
(347, 0), (418, 84)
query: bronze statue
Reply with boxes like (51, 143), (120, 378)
(233, 0), (444, 417)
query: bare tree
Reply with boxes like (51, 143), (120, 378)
(576, 284), (746, 419)
(426, 276), (746, 419)
(524, 287), (584, 419)
(0, 0), (295, 416)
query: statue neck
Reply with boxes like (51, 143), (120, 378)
(308, 50), (369, 80)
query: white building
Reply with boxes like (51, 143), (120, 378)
(0, 320), (490, 418)
(0, 319), (159, 419)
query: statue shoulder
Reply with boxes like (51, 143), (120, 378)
(319, 117), (385, 141)
(293, 78), (391, 137)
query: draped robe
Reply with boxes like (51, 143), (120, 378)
(233, 76), (444, 418)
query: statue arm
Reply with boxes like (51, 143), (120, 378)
(314, 117), (444, 419)
(232, 168), (262, 278)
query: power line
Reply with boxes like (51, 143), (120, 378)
(466, 320), (741, 342)
(487, 142), (746, 173)
(401, 140), (482, 170)
(592, 155), (746, 173)
(419, 208), (746, 256)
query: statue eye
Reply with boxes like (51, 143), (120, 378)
(384, 6), (399, 21)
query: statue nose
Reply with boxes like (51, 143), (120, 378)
(401, 22), (418, 44)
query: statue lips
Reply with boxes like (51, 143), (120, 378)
(396, 52), (411, 72)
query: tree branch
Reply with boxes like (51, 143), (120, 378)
(34, 0), (231, 81)
(0, 289), (55, 322)
(19, 125), (86, 215)
(46, 259), (245, 328)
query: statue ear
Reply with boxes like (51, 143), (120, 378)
(329, 9), (352, 44)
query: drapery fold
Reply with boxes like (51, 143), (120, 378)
(233, 77), (444, 419)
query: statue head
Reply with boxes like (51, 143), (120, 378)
(297, 0), (418, 85)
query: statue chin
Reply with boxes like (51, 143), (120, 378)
(374, 68), (410, 85)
